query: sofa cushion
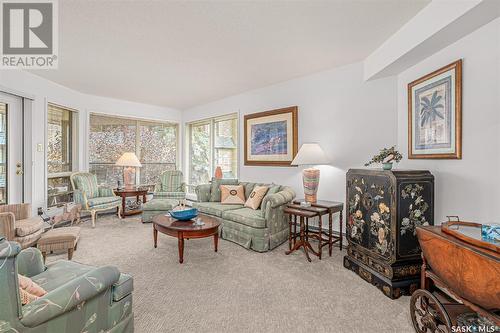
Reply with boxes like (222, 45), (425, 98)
(31, 261), (94, 292)
(112, 273), (134, 302)
(192, 202), (243, 217)
(143, 199), (178, 211)
(13, 229), (43, 249)
(15, 217), (43, 237)
(209, 178), (239, 202)
(261, 184), (281, 208)
(222, 208), (266, 228)
(87, 196), (121, 208)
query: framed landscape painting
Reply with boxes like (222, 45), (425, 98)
(244, 106), (298, 166)
(408, 60), (462, 159)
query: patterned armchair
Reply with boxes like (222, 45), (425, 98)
(0, 203), (44, 249)
(0, 237), (134, 332)
(153, 170), (186, 200)
(70, 172), (122, 228)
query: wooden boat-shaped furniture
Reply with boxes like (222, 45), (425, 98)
(411, 221), (499, 333)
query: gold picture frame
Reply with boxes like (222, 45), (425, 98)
(408, 60), (462, 159)
(244, 106), (298, 166)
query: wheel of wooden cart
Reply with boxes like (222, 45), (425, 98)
(410, 289), (452, 333)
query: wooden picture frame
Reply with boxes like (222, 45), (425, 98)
(244, 106), (298, 166)
(408, 60), (462, 159)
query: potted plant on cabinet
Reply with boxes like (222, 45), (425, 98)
(365, 146), (403, 170)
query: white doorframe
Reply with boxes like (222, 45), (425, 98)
(0, 92), (24, 204)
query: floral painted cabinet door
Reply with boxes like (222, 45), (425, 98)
(347, 175), (393, 259)
(397, 182), (434, 258)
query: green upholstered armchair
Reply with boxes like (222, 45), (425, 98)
(153, 170), (186, 200)
(0, 237), (134, 332)
(70, 172), (122, 227)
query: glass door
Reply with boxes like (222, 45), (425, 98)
(0, 93), (24, 204)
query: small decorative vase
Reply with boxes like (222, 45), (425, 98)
(382, 163), (393, 170)
(214, 166), (223, 179)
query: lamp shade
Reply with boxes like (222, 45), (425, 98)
(291, 143), (330, 166)
(115, 152), (142, 167)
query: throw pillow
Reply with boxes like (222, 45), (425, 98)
(18, 274), (47, 297)
(19, 288), (39, 305)
(209, 178), (239, 202)
(245, 186), (269, 210)
(18, 274), (47, 305)
(220, 185), (245, 205)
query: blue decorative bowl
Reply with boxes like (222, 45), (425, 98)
(170, 208), (198, 221)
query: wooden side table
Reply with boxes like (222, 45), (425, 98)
(113, 188), (149, 216)
(284, 207), (319, 262)
(291, 200), (344, 259)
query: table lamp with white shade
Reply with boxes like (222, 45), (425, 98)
(291, 143), (330, 203)
(115, 152), (142, 189)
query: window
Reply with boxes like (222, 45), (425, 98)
(47, 103), (77, 207)
(186, 114), (238, 191)
(0, 103), (6, 204)
(89, 114), (178, 187)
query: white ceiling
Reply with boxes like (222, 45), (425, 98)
(30, 0), (429, 110)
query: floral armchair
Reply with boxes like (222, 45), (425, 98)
(70, 172), (122, 227)
(153, 170), (186, 200)
(0, 237), (134, 332)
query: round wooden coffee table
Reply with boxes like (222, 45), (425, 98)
(152, 213), (220, 264)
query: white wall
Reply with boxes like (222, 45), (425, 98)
(397, 18), (500, 223)
(184, 62), (398, 231)
(0, 70), (182, 213)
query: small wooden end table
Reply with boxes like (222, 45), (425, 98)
(284, 207), (318, 262)
(113, 188), (149, 216)
(152, 214), (220, 264)
(290, 200), (344, 259)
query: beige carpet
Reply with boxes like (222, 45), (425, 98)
(47, 215), (414, 333)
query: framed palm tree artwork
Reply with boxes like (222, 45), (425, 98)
(408, 60), (462, 159)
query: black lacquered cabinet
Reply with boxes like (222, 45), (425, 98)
(343, 169), (434, 299)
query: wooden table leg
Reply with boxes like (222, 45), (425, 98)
(302, 217), (311, 262)
(305, 217), (309, 243)
(143, 194), (147, 203)
(318, 215), (322, 260)
(68, 248), (74, 260)
(329, 212), (333, 256)
(339, 210), (343, 251)
(214, 233), (218, 252)
(121, 196), (126, 217)
(178, 233), (184, 264)
(293, 215), (297, 246)
(288, 213), (292, 251)
(153, 226), (158, 248)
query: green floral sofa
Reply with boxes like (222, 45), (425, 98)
(193, 180), (295, 252)
(0, 237), (134, 333)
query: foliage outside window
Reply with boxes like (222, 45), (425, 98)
(187, 114), (238, 191)
(47, 104), (76, 207)
(89, 114), (178, 187)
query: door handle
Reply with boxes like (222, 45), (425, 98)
(16, 162), (23, 176)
